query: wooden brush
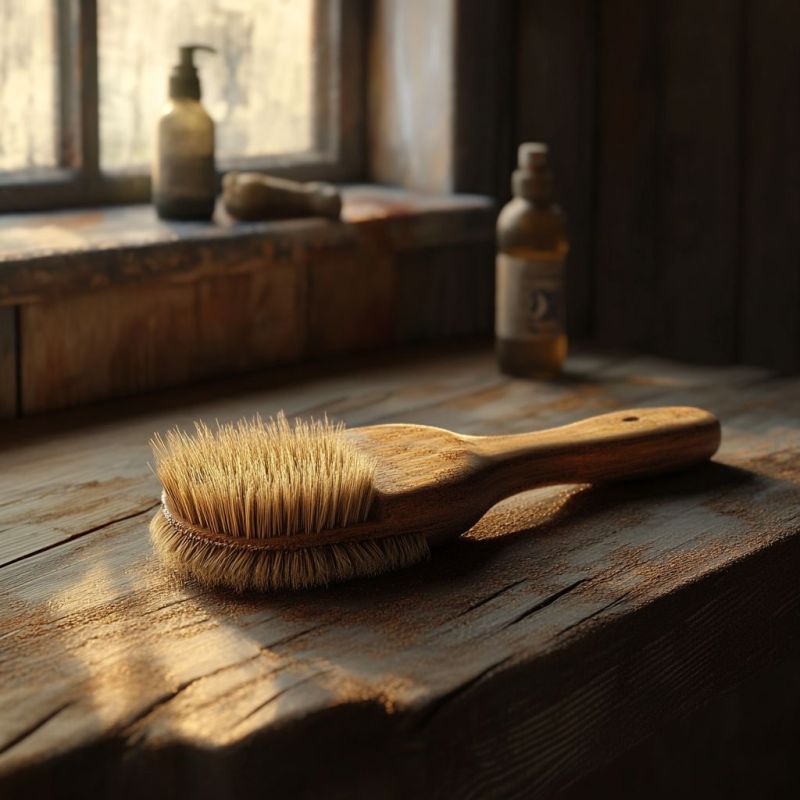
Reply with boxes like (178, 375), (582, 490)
(150, 407), (720, 592)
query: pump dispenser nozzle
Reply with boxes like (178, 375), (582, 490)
(169, 44), (216, 100)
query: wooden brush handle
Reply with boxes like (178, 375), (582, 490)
(469, 407), (720, 498)
(223, 172), (342, 221)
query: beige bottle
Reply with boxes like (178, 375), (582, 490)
(495, 142), (569, 377)
(153, 45), (217, 221)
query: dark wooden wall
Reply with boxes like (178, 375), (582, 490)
(513, 0), (800, 372)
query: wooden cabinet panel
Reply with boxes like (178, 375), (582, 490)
(741, 0), (800, 372)
(516, 0), (597, 341)
(656, 0), (742, 363)
(20, 263), (305, 414)
(0, 307), (16, 418)
(595, 0), (661, 352)
(306, 240), (396, 357)
(396, 243), (493, 343)
(516, 0), (798, 370)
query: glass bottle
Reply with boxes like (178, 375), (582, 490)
(495, 142), (569, 377)
(153, 45), (217, 221)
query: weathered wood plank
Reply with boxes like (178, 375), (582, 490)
(516, 0), (596, 341)
(1, 347), (799, 798)
(306, 239), (395, 357)
(740, 0), (800, 372)
(0, 187), (494, 306)
(595, 0), (660, 351)
(19, 263), (306, 414)
(0, 306), (16, 418)
(564, 646), (800, 798)
(452, 0), (516, 200)
(656, 0), (742, 363)
(0, 350), (507, 568)
(395, 242), (493, 343)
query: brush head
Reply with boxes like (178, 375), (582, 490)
(150, 413), (430, 591)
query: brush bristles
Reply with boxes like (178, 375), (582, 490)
(149, 413), (429, 591)
(150, 511), (429, 592)
(152, 413), (376, 539)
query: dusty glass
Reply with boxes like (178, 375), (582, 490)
(98, 0), (315, 171)
(0, 0), (58, 172)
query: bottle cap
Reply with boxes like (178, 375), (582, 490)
(169, 44), (216, 100)
(513, 142), (552, 201)
(518, 142), (549, 170)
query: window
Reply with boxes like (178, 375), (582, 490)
(0, 0), (363, 213)
(0, 0), (59, 173)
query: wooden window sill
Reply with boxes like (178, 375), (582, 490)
(0, 186), (494, 305)
(0, 186), (496, 416)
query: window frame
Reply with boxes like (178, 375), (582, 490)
(0, 0), (364, 213)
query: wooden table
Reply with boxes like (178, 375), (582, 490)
(1, 347), (799, 798)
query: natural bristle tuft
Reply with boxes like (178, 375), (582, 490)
(149, 511), (429, 593)
(149, 413), (429, 591)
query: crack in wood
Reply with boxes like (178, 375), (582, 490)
(0, 501), (160, 570)
(455, 579), (528, 618)
(145, 592), (208, 615)
(0, 701), (74, 757)
(557, 589), (636, 637)
(258, 623), (329, 650)
(500, 579), (589, 630)
(121, 624), (329, 737)
(121, 679), (199, 739)
(169, 616), (212, 634)
(235, 670), (331, 727)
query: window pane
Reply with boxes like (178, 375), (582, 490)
(0, 0), (58, 171)
(98, 0), (315, 171)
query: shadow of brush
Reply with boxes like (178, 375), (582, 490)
(430, 460), (757, 574)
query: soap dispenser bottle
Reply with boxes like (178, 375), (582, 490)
(153, 44), (217, 221)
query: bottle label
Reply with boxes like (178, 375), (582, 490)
(495, 254), (565, 341)
(155, 153), (216, 200)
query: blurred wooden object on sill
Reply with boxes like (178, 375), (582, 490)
(222, 173), (342, 222)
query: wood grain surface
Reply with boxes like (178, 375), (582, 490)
(656, 0), (742, 363)
(334, 407), (721, 549)
(0, 186), (493, 307)
(595, 0), (743, 361)
(595, 0), (660, 352)
(515, 0), (596, 341)
(20, 265), (306, 414)
(0, 306), (16, 418)
(521, 0), (799, 371)
(0, 346), (798, 799)
(395, 243), (494, 344)
(452, 0), (516, 201)
(740, 0), (800, 372)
